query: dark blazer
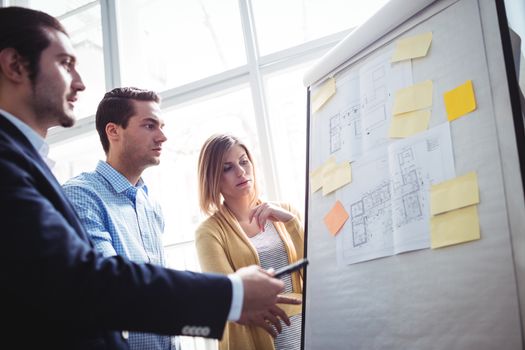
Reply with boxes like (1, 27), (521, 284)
(0, 114), (232, 349)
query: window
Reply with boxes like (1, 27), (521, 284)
(9, 0), (95, 17)
(252, 0), (388, 55)
(9, 0), (105, 120)
(61, 3), (105, 120)
(264, 62), (313, 217)
(49, 131), (103, 184)
(118, 0), (247, 91)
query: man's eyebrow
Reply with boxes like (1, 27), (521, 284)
(57, 53), (76, 63)
(142, 117), (161, 125)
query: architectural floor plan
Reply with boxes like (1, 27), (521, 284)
(336, 123), (455, 265)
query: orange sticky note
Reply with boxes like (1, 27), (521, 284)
(444, 80), (477, 121)
(324, 200), (349, 236)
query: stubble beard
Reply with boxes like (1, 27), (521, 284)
(58, 111), (75, 127)
(31, 76), (76, 129)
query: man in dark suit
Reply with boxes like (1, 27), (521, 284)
(0, 6), (295, 349)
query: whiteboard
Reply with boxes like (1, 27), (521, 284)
(303, 0), (525, 349)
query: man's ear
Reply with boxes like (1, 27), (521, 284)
(105, 122), (120, 143)
(0, 48), (30, 83)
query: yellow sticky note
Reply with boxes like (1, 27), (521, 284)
(444, 80), (477, 121)
(312, 77), (336, 112)
(310, 166), (324, 193)
(392, 80), (433, 115)
(322, 161), (352, 196)
(324, 200), (349, 236)
(430, 171), (479, 216)
(321, 156), (337, 174)
(388, 110), (431, 138)
(310, 157), (337, 193)
(391, 32), (433, 63)
(430, 205), (480, 249)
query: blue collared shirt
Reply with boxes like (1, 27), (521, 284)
(0, 108), (54, 168)
(63, 160), (176, 350)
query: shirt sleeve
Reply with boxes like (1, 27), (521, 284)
(226, 274), (243, 321)
(62, 184), (118, 257)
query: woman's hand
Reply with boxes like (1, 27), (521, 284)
(237, 304), (291, 338)
(249, 202), (294, 232)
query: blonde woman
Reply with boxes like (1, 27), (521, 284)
(195, 134), (304, 350)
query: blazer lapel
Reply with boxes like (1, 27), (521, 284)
(0, 114), (92, 243)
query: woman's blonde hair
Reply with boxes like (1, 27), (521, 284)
(197, 134), (259, 215)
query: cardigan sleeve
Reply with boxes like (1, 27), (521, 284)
(195, 220), (236, 275)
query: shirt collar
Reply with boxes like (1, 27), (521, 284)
(95, 160), (148, 194)
(0, 108), (48, 158)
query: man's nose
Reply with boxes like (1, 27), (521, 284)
(72, 69), (85, 92)
(157, 128), (168, 143)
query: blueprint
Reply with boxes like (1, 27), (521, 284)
(316, 70), (363, 164)
(336, 123), (455, 265)
(313, 50), (412, 168)
(389, 122), (456, 253)
(359, 50), (413, 152)
(336, 147), (394, 265)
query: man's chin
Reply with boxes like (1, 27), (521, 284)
(149, 158), (161, 166)
(59, 115), (75, 128)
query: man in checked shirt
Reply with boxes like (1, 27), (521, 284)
(63, 87), (181, 350)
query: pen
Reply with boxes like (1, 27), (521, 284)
(273, 258), (309, 278)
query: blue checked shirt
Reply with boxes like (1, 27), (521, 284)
(63, 160), (178, 350)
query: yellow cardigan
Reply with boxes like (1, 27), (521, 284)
(195, 202), (304, 350)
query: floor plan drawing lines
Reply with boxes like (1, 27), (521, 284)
(328, 100), (363, 156)
(350, 199), (364, 217)
(343, 102), (362, 138)
(330, 112), (342, 154)
(391, 146), (424, 228)
(333, 124), (456, 265)
(351, 214), (367, 247)
(314, 69), (364, 163)
(362, 65), (388, 112)
(363, 104), (387, 136)
(336, 148), (394, 266)
(398, 147), (414, 166)
(359, 50), (413, 153)
(389, 123), (456, 253)
(402, 191), (422, 221)
(349, 181), (392, 249)
(402, 169), (420, 193)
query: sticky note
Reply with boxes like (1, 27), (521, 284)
(391, 32), (433, 63)
(310, 157), (337, 193)
(312, 77), (336, 112)
(392, 80), (433, 115)
(322, 161), (352, 196)
(310, 166), (324, 193)
(388, 110), (431, 138)
(430, 205), (480, 249)
(430, 171), (479, 216)
(324, 200), (349, 236)
(444, 80), (477, 121)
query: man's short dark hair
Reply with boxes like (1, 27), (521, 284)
(96, 87), (161, 153)
(0, 7), (67, 82)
